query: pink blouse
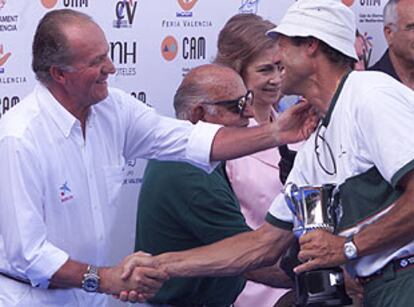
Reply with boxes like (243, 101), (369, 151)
(226, 116), (297, 307)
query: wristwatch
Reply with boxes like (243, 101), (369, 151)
(343, 235), (358, 260)
(82, 265), (100, 292)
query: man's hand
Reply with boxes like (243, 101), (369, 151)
(100, 251), (169, 303)
(294, 230), (347, 274)
(274, 99), (318, 145)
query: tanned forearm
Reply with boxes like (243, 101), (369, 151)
(355, 171), (414, 257)
(210, 100), (316, 161)
(49, 259), (88, 289)
(244, 262), (293, 288)
(156, 224), (294, 278)
(210, 124), (277, 161)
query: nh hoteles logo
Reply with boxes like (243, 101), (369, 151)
(178, 0), (197, 11)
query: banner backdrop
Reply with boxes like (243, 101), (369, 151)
(0, 1), (387, 305)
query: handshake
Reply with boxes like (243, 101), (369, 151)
(100, 251), (169, 303)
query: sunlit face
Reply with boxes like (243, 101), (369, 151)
(275, 35), (311, 96)
(243, 45), (283, 107)
(203, 75), (252, 127)
(387, 0), (414, 67)
(61, 22), (116, 108)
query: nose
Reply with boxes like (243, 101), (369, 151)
(242, 101), (254, 118)
(269, 70), (282, 85)
(102, 56), (116, 75)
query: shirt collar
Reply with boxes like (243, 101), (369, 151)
(322, 70), (352, 127)
(35, 83), (84, 138)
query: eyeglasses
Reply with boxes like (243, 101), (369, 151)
(202, 90), (254, 115)
(314, 122), (337, 176)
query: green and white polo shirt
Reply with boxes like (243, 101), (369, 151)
(266, 70), (414, 277)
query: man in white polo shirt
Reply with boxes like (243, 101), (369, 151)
(124, 1), (414, 306)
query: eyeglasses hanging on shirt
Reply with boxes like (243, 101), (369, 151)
(314, 122), (337, 176)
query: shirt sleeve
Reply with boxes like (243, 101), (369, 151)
(0, 137), (69, 288)
(118, 90), (221, 174)
(265, 146), (312, 230)
(355, 82), (414, 187)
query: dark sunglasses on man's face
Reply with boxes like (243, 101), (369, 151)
(202, 90), (254, 115)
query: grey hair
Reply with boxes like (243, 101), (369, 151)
(383, 0), (400, 28)
(32, 9), (95, 84)
(173, 80), (213, 120)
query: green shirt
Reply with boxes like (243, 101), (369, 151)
(136, 160), (251, 306)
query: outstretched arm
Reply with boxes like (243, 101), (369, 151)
(50, 252), (168, 302)
(210, 100), (317, 161)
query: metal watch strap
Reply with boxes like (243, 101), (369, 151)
(87, 265), (98, 276)
(82, 264), (100, 292)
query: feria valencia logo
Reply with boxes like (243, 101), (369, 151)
(178, 0), (197, 11)
(161, 36), (178, 61)
(41, 0), (58, 8)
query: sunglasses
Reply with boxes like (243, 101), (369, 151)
(202, 90), (254, 115)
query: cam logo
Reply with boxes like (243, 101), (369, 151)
(59, 181), (74, 203)
(114, 0), (137, 28)
(0, 44), (11, 74)
(0, 0), (6, 10)
(40, 0), (58, 8)
(161, 36), (178, 61)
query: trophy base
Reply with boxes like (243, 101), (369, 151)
(295, 267), (353, 307)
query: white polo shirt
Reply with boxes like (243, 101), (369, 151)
(0, 84), (220, 306)
(266, 71), (414, 277)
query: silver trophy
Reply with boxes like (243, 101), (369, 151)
(284, 183), (351, 307)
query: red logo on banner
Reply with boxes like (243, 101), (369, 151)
(0, 44), (11, 68)
(161, 36), (178, 61)
(342, 0), (355, 6)
(178, 0), (197, 11)
(0, 0), (6, 10)
(41, 0), (58, 9)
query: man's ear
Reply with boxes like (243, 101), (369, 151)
(306, 38), (320, 57)
(384, 25), (394, 47)
(49, 65), (67, 84)
(189, 104), (205, 124)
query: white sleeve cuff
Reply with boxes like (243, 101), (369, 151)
(25, 244), (69, 289)
(186, 121), (221, 174)
(268, 193), (294, 223)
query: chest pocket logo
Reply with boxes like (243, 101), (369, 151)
(59, 181), (74, 203)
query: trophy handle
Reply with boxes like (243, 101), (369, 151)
(284, 182), (299, 215)
(328, 185), (342, 231)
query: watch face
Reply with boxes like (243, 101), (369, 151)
(83, 275), (99, 292)
(345, 242), (357, 259)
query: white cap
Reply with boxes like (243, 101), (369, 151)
(267, 0), (358, 61)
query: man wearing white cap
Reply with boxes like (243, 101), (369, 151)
(119, 1), (414, 305)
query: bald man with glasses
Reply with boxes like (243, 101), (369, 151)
(134, 64), (292, 307)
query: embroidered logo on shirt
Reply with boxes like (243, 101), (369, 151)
(59, 181), (74, 203)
